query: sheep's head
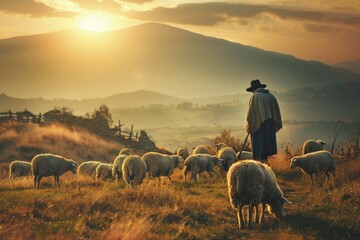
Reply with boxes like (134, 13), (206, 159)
(213, 157), (223, 167)
(290, 157), (300, 169)
(176, 156), (185, 169)
(119, 148), (131, 155)
(177, 147), (189, 160)
(268, 197), (291, 219)
(70, 160), (79, 174)
(214, 143), (227, 152)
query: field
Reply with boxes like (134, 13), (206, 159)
(0, 122), (360, 239)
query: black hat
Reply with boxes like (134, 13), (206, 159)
(246, 79), (267, 92)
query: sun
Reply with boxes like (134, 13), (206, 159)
(77, 13), (112, 32)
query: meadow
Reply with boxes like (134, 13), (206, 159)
(0, 122), (359, 239)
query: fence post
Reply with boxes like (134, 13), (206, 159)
(129, 125), (133, 141)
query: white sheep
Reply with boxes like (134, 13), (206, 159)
(290, 150), (336, 186)
(227, 160), (291, 229)
(302, 139), (325, 155)
(192, 145), (210, 154)
(31, 153), (79, 190)
(96, 163), (113, 181)
(236, 151), (254, 161)
(9, 160), (32, 179)
(77, 161), (102, 178)
(142, 152), (184, 182)
(183, 154), (223, 181)
(217, 146), (237, 171)
(176, 147), (189, 160)
(122, 155), (147, 187)
(112, 148), (131, 183)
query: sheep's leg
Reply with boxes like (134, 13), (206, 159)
(248, 202), (255, 229)
(237, 202), (245, 229)
(255, 205), (260, 224)
(183, 167), (188, 182)
(315, 174), (322, 186)
(33, 176), (37, 189)
(331, 171), (336, 185)
(310, 174), (315, 186)
(191, 170), (198, 182)
(36, 177), (41, 190)
(260, 203), (266, 224)
(207, 169), (216, 179)
(324, 171), (330, 184)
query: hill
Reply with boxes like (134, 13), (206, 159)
(335, 58), (360, 73)
(0, 23), (359, 99)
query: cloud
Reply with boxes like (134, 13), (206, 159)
(123, 2), (360, 27)
(303, 23), (332, 32)
(0, 0), (76, 18)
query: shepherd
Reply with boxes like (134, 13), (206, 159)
(245, 79), (282, 163)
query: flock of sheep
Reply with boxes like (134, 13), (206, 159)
(7, 139), (336, 229)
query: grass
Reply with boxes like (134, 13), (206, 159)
(1, 155), (359, 240)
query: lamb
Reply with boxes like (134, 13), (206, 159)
(236, 151), (254, 161)
(216, 145), (237, 171)
(183, 154), (223, 181)
(122, 155), (147, 186)
(176, 147), (189, 160)
(9, 160), (32, 179)
(31, 153), (79, 190)
(192, 145), (210, 154)
(302, 139), (325, 155)
(96, 163), (113, 181)
(77, 161), (102, 178)
(112, 148), (131, 183)
(290, 150), (336, 186)
(227, 160), (291, 229)
(142, 152), (184, 181)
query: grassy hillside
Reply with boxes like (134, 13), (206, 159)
(0, 153), (359, 239)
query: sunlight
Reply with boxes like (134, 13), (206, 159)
(77, 13), (112, 32)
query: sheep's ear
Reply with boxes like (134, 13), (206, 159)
(192, 146), (195, 149)
(292, 158), (297, 162)
(282, 197), (292, 204)
(72, 162), (79, 167)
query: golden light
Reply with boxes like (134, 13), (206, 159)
(77, 13), (112, 32)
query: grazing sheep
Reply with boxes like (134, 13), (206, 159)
(112, 148), (131, 183)
(302, 139), (325, 155)
(236, 151), (254, 161)
(31, 153), (79, 190)
(176, 147), (189, 160)
(217, 146), (237, 171)
(214, 143), (228, 152)
(290, 150), (336, 186)
(142, 152), (184, 181)
(9, 160), (32, 179)
(183, 154), (223, 181)
(227, 160), (290, 229)
(77, 161), (102, 178)
(122, 155), (147, 186)
(96, 163), (113, 181)
(192, 145), (210, 154)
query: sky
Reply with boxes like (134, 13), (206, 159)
(0, 0), (359, 64)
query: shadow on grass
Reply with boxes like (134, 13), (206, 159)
(285, 213), (360, 240)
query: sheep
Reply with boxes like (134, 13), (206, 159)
(77, 161), (102, 178)
(31, 153), (79, 190)
(236, 151), (254, 161)
(112, 148), (131, 183)
(290, 150), (336, 186)
(122, 155), (147, 187)
(142, 152), (184, 182)
(183, 154), (223, 181)
(217, 146), (237, 171)
(96, 163), (113, 181)
(227, 160), (291, 229)
(176, 147), (189, 160)
(302, 139), (325, 155)
(9, 160), (32, 179)
(192, 145), (210, 154)
(214, 143), (228, 152)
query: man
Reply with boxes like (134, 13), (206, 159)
(245, 79), (282, 162)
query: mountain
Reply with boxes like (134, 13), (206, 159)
(335, 58), (360, 73)
(0, 22), (359, 99)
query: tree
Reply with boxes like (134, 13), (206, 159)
(92, 104), (113, 127)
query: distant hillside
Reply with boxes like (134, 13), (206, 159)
(335, 58), (360, 73)
(0, 23), (359, 99)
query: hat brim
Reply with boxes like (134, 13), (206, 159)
(246, 84), (266, 92)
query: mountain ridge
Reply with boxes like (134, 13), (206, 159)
(0, 22), (359, 99)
